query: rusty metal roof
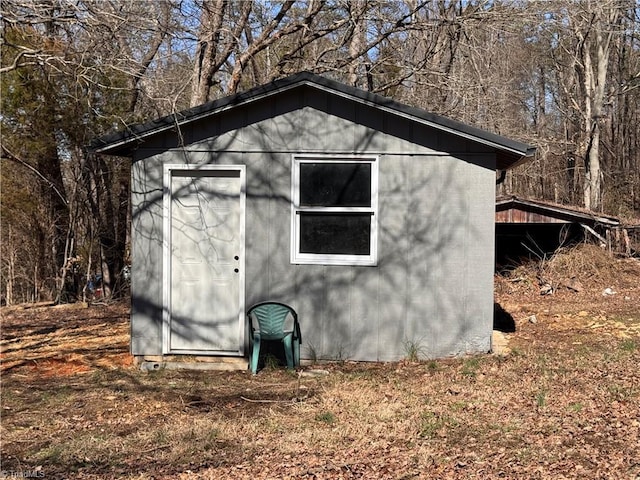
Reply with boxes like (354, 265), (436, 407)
(496, 195), (620, 226)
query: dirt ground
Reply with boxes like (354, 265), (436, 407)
(1, 246), (639, 479)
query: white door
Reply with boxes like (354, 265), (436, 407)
(164, 166), (245, 354)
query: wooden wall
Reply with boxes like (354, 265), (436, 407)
(129, 88), (497, 361)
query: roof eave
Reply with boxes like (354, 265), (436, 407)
(90, 75), (312, 156)
(304, 79), (535, 165)
(89, 72), (536, 165)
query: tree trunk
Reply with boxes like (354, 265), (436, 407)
(347, 0), (368, 88)
(190, 0), (230, 106)
(584, 126), (602, 211)
(578, 2), (617, 211)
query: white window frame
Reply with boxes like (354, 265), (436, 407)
(290, 154), (378, 266)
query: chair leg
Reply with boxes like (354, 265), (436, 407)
(282, 334), (294, 370)
(251, 334), (261, 374)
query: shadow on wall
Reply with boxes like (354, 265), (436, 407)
(130, 101), (495, 361)
(244, 150), (486, 360)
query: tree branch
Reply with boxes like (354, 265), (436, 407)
(0, 144), (68, 206)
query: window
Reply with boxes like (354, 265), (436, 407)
(291, 155), (378, 266)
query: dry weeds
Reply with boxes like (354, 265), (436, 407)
(1, 250), (639, 479)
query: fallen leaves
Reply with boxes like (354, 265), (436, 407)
(0, 302), (131, 375)
(1, 256), (640, 479)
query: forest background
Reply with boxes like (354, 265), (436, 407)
(1, 0), (639, 305)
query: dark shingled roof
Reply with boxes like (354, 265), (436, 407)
(89, 71), (535, 170)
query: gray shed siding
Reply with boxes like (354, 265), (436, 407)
(130, 90), (496, 361)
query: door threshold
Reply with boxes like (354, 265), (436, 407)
(136, 355), (248, 372)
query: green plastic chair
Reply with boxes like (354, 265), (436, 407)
(247, 302), (301, 374)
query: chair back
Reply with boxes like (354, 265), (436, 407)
(248, 302), (298, 341)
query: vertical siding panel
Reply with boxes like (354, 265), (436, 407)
(261, 97), (301, 152)
(384, 114), (420, 153)
(267, 152), (295, 302)
(327, 95), (357, 151)
(355, 103), (383, 152)
(431, 157), (469, 357)
(245, 153), (271, 307)
(377, 154), (410, 360)
(321, 267), (354, 360)
(348, 266), (380, 360)
(130, 157), (165, 355)
(294, 265), (326, 361)
(463, 157), (496, 353)
(405, 155), (443, 359)
(296, 106), (314, 150)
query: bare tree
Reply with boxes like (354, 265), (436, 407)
(188, 1), (430, 103)
(3, 0), (640, 306)
(568, 1), (622, 211)
(1, 0), (177, 302)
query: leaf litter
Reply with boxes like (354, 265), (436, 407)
(1, 247), (639, 479)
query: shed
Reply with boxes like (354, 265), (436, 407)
(495, 195), (620, 267)
(91, 72), (535, 366)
